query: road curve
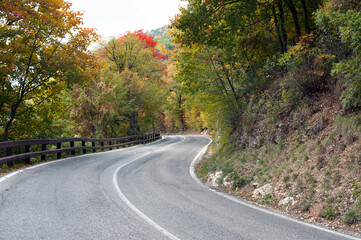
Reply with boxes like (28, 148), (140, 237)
(0, 135), (358, 240)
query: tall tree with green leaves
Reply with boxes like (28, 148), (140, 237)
(170, 0), (324, 133)
(0, 0), (99, 141)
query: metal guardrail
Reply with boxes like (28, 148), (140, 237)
(0, 132), (161, 167)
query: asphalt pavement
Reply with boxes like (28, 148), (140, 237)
(0, 135), (359, 239)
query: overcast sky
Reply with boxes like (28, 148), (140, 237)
(71, 0), (185, 40)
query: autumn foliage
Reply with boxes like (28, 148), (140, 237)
(0, 0), (99, 141)
(67, 30), (168, 137)
(123, 30), (167, 60)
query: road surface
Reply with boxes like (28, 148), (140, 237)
(0, 135), (358, 239)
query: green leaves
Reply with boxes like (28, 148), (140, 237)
(316, 2), (361, 109)
(0, 0), (99, 140)
(67, 31), (168, 137)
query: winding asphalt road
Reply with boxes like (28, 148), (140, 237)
(0, 135), (359, 240)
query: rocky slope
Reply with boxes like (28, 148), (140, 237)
(197, 89), (361, 235)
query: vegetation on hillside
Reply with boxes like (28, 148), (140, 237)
(148, 26), (174, 50)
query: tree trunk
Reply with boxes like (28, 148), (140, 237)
(301, 0), (311, 34)
(277, 0), (288, 52)
(131, 112), (140, 134)
(3, 121), (12, 142)
(309, 0), (321, 10)
(286, 0), (302, 39)
(2, 102), (20, 141)
(272, 2), (286, 53)
(178, 93), (186, 132)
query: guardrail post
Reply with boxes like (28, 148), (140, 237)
(57, 142), (61, 159)
(70, 141), (75, 155)
(5, 147), (13, 168)
(24, 145), (31, 164)
(101, 142), (104, 151)
(92, 141), (96, 152)
(82, 141), (86, 154)
(109, 141), (112, 150)
(41, 144), (47, 161)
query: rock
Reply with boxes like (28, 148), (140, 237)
(275, 134), (283, 144)
(252, 182), (260, 188)
(206, 171), (223, 188)
(223, 175), (233, 188)
(279, 197), (295, 206)
(311, 115), (326, 135)
(200, 129), (211, 135)
(316, 156), (326, 169)
(252, 184), (273, 199)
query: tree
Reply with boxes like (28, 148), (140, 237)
(162, 49), (187, 132)
(77, 31), (168, 136)
(0, 0), (98, 141)
(68, 70), (130, 138)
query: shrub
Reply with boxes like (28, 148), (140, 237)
(283, 175), (290, 183)
(262, 194), (276, 205)
(344, 209), (361, 224)
(278, 35), (334, 97)
(230, 172), (249, 190)
(323, 206), (338, 220)
(316, 4), (361, 109)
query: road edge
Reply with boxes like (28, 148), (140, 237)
(189, 136), (360, 240)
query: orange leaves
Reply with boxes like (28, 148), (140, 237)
(134, 30), (158, 49)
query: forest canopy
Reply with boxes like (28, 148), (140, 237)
(1, 0), (360, 141)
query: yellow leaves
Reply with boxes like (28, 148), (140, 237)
(288, 34), (321, 59)
(310, 53), (335, 78)
(308, 70), (325, 77)
(315, 54), (336, 65)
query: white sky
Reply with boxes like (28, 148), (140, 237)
(70, 0), (186, 40)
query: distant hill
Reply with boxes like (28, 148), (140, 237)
(148, 26), (174, 51)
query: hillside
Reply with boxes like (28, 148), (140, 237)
(198, 86), (361, 234)
(147, 26), (174, 50)
(170, 0), (361, 234)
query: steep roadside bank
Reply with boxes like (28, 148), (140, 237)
(197, 91), (361, 236)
